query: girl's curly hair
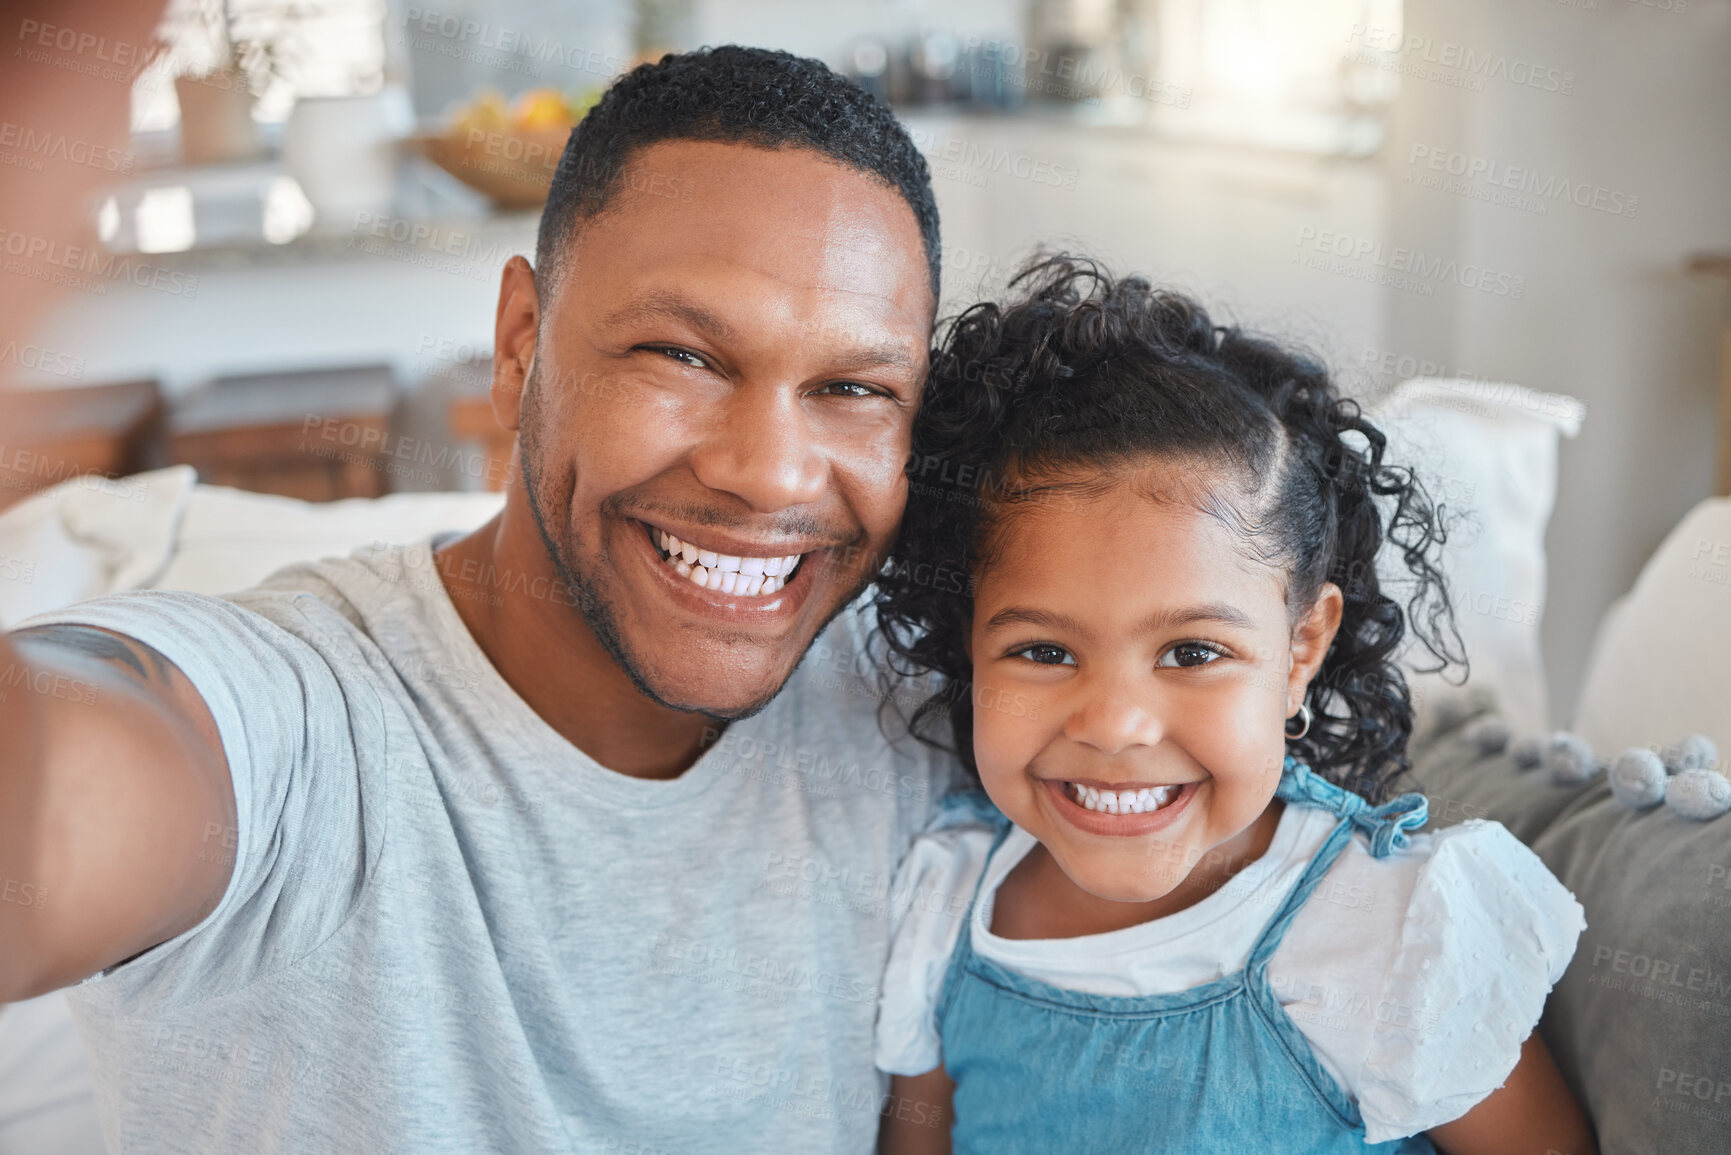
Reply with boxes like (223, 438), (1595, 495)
(874, 256), (1466, 803)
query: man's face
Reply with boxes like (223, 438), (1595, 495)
(503, 140), (934, 719)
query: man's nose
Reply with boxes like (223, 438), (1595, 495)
(688, 382), (827, 513)
(1061, 676), (1164, 756)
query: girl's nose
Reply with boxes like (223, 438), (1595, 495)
(1061, 683), (1163, 757)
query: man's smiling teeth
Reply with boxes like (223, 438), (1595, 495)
(1066, 782), (1180, 815)
(651, 527), (801, 596)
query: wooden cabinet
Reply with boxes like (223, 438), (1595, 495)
(0, 379), (163, 510)
(167, 364), (397, 502)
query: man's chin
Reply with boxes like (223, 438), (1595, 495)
(605, 574), (872, 720)
(630, 664), (793, 722)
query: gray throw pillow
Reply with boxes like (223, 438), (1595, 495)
(1406, 711), (1590, 845)
(1530, 783), (1731, 1155)
(1406, 707), (1731, 1155)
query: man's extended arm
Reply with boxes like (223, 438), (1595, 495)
(0, 624), (236, 1001)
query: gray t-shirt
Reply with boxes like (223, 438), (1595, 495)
(23, 537), (958, 1154)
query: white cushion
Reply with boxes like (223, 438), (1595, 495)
(1369, 378), (1585, 738)
(0, 467), (503, 622)
(1571, 497), (1731, 756)
(0, 466), (197, 627)
(151, 480), (502, 596)
(0, 993), (105, 1155)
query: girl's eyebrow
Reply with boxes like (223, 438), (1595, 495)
(1137, 603), (1257, 632)
(982, 606), (1088, 634)
(982, 603), (1255, 635)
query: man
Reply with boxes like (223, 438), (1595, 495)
(0, 47), (958, 1153)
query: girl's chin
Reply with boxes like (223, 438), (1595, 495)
(1083, 885), (1177, 906)
(1053, 858), (1184, 907)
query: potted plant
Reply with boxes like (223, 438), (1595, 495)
(169, 0), (294, 164)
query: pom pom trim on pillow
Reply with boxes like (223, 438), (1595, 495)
(1489, 723), (1730, 821)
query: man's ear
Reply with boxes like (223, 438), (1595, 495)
(492, 255), (539, 434)
(1286, 582), (1344, 717)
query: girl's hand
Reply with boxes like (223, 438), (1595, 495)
(877, 1067), (954, 1155)
(1426, 1032), (1597, 1155)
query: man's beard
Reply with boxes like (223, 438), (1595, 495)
(516, 362), (875, 722)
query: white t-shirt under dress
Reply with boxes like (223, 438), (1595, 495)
(874, 800), (1586, 1144)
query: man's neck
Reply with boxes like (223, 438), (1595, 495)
(432, 502), (722, 780)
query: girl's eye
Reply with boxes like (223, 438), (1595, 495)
(1011, 643), (1074, 667)
(819, 381), (878, 399)
(1158, 642), (1222, 669)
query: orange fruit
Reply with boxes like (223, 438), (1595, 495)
(512, 88), (576, 131)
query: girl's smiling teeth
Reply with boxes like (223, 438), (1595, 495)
(1064, 781), (1181, 814)
(649, 525), (804, 596)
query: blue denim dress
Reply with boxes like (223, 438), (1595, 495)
(935, 758), (1437, 1154)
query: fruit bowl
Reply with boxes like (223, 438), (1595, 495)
(412, 126), (571, 210)
(413, 87), (599, 210)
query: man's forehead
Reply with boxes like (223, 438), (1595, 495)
(557, 139), (933, 320)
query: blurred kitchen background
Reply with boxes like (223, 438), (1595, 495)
(3, 0), (1730, 724)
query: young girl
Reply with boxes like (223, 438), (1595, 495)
(871, 258), (1595, 1155)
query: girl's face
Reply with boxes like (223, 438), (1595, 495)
(968, 463), (1341, 907)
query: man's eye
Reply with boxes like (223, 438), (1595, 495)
(1011, 644), (1074, 667)
(653, 346), (705, 368)
(1157, 642), (1221, 669)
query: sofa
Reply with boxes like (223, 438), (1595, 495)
(0, 378), (1724, 1155)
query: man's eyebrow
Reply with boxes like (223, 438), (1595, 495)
(982, 603), (1256, 634)
(599, 291), (736, 341)
(601, 290), (919, 375)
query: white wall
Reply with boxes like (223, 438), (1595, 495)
(689, 0), (1025, 66)
(1381, 0), (1731, 722)
(901, 113), (1388, 352)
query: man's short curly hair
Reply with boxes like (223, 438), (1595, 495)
(533, 45), (940, 299)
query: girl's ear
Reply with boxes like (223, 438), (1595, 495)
(1286, 582), (1344, 715)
